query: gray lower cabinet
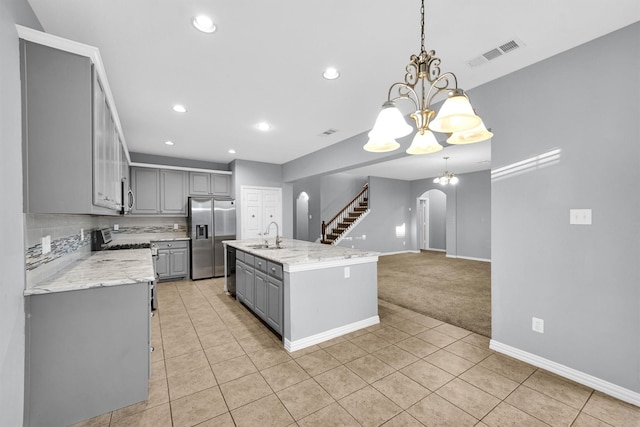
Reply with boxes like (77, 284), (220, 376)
(24, 283), (151, 427)
(153, 240), (190, 281)
(234, 250), (283, 335)
(131, 167), (187, 215)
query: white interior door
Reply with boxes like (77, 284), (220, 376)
(420, 198), (429, 250)
(241, 186), (282, 239)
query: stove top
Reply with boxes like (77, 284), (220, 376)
(105, 243), (151, 250)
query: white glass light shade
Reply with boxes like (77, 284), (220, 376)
(433, 177), (440, 184)
(406, 130), (443, 155)
(429, 94), (481, 133)
(363, 138), (400, 153)
(368, 101), (413, 140)
(450, 176), (459, 185)
(447, 120), (493, 144)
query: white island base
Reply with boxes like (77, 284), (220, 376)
(224, 239), (379, 352)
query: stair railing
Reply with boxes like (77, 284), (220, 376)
(322, 183), (369, 243)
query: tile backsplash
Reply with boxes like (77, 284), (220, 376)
(25, 214), (187, 286)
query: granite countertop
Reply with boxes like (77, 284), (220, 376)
(224, 238), (379, 267)
(25, 249), (155, 296)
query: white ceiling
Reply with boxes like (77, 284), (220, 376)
(27, 0), (640, 181)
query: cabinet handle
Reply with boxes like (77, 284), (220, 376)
(167, 244), (172, 247)
(271, 267), (276, 272)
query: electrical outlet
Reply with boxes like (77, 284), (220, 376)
(344, 267), (350, 278)
(113, 224), (119, 231)
(42, 235), (51, 254)
(532, 317), (544, 333)
(174, 223), (179, 230)
(80, 228), (84, 241)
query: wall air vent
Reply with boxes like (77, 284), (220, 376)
(319, 128), (338, 136)
(467, 38), (524, 68)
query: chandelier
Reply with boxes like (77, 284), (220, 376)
(364, 0), (493, 154)
(433, 157), (459, 185)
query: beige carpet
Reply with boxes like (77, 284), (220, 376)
(377, 251), (491, 337)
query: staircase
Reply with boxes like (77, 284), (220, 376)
(321, 183), (369, 245)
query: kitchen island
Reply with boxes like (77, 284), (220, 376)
(24, 249), (154, 427)
(224, 239), (379, 352)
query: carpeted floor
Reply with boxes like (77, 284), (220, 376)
(377, 250), (491, 337)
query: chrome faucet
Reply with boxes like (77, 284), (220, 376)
(264, 221), (282, 248)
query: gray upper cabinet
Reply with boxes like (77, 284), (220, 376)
(189, 172), (231, 197)
(20, 36), (126, 215)
(130, 167), (187, 216)
(130, 167), (160, 214)
(160, 170), (187, 215)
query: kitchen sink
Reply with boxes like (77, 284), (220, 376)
(248, 244), (284, 250)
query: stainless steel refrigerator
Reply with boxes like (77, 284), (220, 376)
(188, 197), (236, 279)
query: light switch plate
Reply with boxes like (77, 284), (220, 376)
(344, 267), (350, 278)
(113, 224), (119, 231)
(570, 209), (592, 225)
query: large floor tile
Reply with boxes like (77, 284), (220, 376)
(346, 354), (396, 383)
(167, 364), (217, 401)
(459, 365), (520, 400)
(523, 370), (592, 409)
(435, 377), (500, 419)
(261, 359), (311, 392)
(323, 340), (368, 364)
(230, 394), (294, 427)
(505, 385), (580, 426)
(170, 387), (228, 427)
(407, 393), (477, 426)
(314, 365), (368, 400)
(400, 359), (455, 391)
(295, 348), (341, 377)
(372, 371), (431, 410)
(339, 385), (403, 426)
(581, 391), (640, 427)
(298, 402), (361, 427)
(219, 372), (273, 410)
(276, 378), (335, 420)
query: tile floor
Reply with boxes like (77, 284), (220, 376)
(74, 278), (640, 427)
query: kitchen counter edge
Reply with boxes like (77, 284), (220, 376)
(25, 249), (155, 296)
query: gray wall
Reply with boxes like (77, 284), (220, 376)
(482, 23), (639, 393)
(338, 177), (412, 253)
(320, 173), (368, 226)
(1, 1), (42, 425)
(230, 159), (292, 237)
(411, 170), (491, 260)
(292, 177), (321, 241)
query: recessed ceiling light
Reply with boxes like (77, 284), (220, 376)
(172, 104), (187, 113)
(164, 141), (175, 146)
(256, 122), (271, 131)
(323, 67), (340, 80)
(228, 149), (236, 154)
(192, 15), (216, 33)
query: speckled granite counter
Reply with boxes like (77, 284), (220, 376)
(24, 249), (155, 296)
(224, 238), (379, 272)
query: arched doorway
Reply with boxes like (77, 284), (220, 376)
(295, 192), (309, 241)
(418, 189), (446, 251)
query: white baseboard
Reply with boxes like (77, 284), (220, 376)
(446, 254), (491, 262)
(284, 316), (380, 352)
(491, 340), (640, 407)
(380, 250), (420, 256)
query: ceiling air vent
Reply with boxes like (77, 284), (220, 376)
(319, 129), (338, 136)
(467, 38), (524, 68)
